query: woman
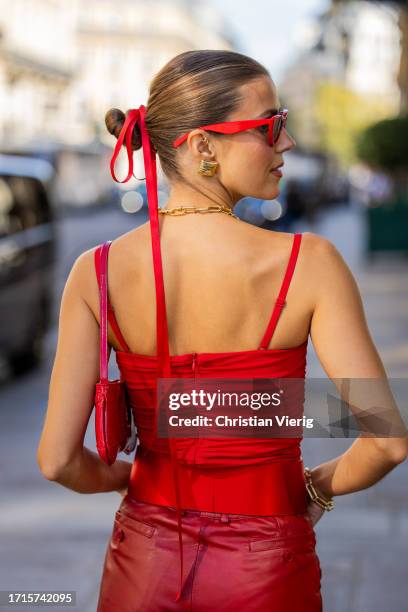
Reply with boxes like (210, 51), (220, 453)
(37, 50), (408, 611)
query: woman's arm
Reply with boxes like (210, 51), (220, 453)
(37, 248), (131, 494)
(43, 447), (132, 495)
(304, 233), (408, 501)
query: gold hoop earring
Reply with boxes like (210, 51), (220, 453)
(198, 159), (218, 177)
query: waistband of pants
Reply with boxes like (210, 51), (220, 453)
(127, 450), (309, 516)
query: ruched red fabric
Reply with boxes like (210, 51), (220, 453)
(94, 233), (314, 606)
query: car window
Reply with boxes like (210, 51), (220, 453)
(0, 176), (51, 239)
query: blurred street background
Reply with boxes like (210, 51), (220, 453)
(0, 0), (407, 610)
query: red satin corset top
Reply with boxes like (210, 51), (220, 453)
(94, 232), (308, 468)
(94, 232), (310, 603)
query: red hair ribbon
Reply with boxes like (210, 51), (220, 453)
(109, 105), (185, 603)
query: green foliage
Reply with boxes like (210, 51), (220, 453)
(314, 81), (397, 168)
(356, 116), (408, 171)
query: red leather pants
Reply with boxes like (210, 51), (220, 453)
(96, 494), (323, 612)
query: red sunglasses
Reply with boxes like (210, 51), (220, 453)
(172, 109), (288, 148)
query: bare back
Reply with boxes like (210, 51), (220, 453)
(86, 217), (315, 356)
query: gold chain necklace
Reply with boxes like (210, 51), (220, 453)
(158, 204), (240, 220)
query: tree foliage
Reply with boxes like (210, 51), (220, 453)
(356, 116), (408, 171)
(314, 81), (396, 167)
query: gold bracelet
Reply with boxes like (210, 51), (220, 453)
(304, 467), (335, 511)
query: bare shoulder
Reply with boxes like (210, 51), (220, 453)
(288, 231), (356, 313)
(299, 230), (337, 255)
(298, 231), (346, 273)
(252, 228), (333, 252)
(300, 232), (363, 314)
(258, 229), (340, 265)
(70, 224), (150, 309)
(237, 228), (340, 278)
(61, 245), (100, 318)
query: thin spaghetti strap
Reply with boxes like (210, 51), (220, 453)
(258, 233), (303, 350)
(94, 244), (130, 353)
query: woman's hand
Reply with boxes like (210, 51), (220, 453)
(306, 500), (325, 527)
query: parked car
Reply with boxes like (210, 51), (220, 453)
(0, 154), (57, 376)
(1, 140), (114, 213)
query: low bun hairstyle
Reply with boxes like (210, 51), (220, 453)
(105, 108), (142, 151)
(105, 50), (269, 184)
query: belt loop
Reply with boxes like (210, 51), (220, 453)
(220, 514), (230, 523)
